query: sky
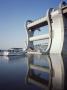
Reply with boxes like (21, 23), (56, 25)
(0, 0), (67, 49)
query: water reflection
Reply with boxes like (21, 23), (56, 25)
(0, 56), (9, 63)
(26, 54), (65, 90)
(0, 55), (25, 63)
(0, 54), (67, 90)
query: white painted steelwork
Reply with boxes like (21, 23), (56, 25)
(29, 34), (49, 41)
(26, 1), (67, 54)
(27, 17), (47, 30)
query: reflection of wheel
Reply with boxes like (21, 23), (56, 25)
(26, 20), (33, 30)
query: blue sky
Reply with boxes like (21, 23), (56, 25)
(0, 0), (67, 49)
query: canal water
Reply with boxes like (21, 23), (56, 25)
(0, 54), (67, 90)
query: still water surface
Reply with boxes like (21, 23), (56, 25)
(0, 54), (67, 90)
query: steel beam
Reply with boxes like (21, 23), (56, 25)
(29, 34), (49, 41)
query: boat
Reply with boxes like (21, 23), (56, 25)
(0, 48), (25, 56)
(8, 48), (25, 56)
(0, 50), (9, 56)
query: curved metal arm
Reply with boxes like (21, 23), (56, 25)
(44, 8), (53, 54)
(26, 20), (33, 30)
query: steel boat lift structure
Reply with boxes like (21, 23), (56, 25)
(26, 1), (67, 54)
